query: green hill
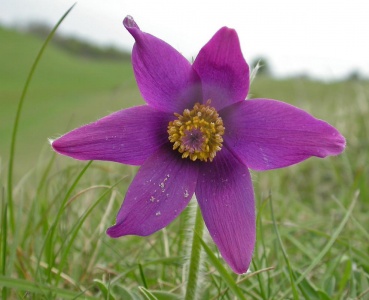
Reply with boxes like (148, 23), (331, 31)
(0, 26), (143, 173)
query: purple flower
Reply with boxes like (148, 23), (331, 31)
(51, 16), (345, 274)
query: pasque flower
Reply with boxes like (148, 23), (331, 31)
(51, 16), (345, 274)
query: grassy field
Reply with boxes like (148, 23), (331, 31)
(1, 23), (369, 300)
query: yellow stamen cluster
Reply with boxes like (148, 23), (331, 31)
(167, 100), (225, 162)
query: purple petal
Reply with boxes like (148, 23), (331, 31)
(221, 99), (346, 171)
(193, 27), (249, 111)
(123, 16), (202, 113)
(195, 147), (255, 274)
(52, 105), (172, 166)
(107, 145), (199, 237)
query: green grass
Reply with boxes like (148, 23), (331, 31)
(1, 17), (369, 299)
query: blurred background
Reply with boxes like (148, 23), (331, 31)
(1, 0), (368, 173)
(2, 0), (369, 79)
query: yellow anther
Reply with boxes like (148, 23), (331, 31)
(167, 100), (225, 162)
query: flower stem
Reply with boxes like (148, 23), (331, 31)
(184, 204), (204, 300)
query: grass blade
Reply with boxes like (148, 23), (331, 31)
(54, 182), (123, 286)
(277, 190), (359, 299)
(1, 199), (8, 299)
(139, 286), (158, 300)
(198, 236), (246, 300)
(0, 274), (95, 299)
(7, 2), (76, 232)
(269, 194), (299, 300)
(138, 263), (148, 289)
(35, 160), (93, 282)
(295, 190), (358, 286)
(94, 279), (116, 300)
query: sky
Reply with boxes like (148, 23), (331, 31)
(1, 0), (369, 80)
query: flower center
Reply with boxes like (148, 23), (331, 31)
(167, 100), (225, 162)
